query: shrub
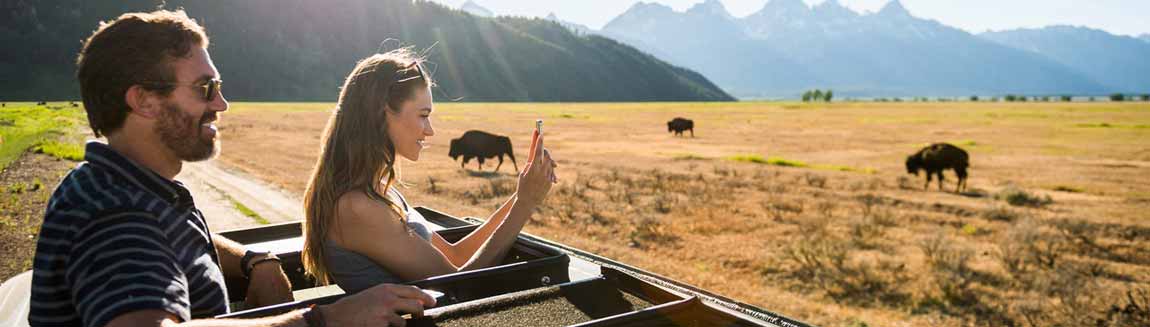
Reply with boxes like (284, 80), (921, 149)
(983, 204), (1020, 221)
(1110, 93), (1126, 102)
(803, 173), (827, 188)
(628, 216), (678, 248)
(7, 182), (28, 194)
(652, 192), (676, 214)
(997, 219), (1066, 279)
(896, 176), (917, 190)
(425, 176), (441, 194)
(849, 215), (885, 249)
(1100, 288), (1150, 325)
(996, 186), (1052, 207)
(764, 199), (803, 221)
(920, 231), (977, 305)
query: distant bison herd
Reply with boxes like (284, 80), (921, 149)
(447, 118), (971, 193)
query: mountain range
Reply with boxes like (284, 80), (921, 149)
(981, 26), (1150, 93)
(0, 0), (732, 102)
(596, 0), (1148, 98)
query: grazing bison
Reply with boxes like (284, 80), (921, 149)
(449, 130), (518, 172)
(906, 143), (969, 192)
(667, 117), (694, 137)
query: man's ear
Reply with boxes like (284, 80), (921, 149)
(125, 85), (161, 119)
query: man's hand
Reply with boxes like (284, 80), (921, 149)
(323, 284), (436, 326)
(243, 262), (293, 308)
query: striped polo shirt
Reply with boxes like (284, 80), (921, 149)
(30, 142), (228, 327)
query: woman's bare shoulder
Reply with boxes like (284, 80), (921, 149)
(336, 191), (401, 224)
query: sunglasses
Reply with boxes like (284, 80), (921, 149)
(141, 78), (223, 102)
(394, 63), (424, 84)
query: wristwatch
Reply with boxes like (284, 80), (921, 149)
(240, 250), (281, 279)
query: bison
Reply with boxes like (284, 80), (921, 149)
(449, 130), (518, 172)
(906, 143), (969, 192)
(667, 117), (694, 137)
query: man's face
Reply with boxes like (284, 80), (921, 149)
(155, 46), (228, 161)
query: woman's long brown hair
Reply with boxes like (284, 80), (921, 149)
(301, 48), (431, 285)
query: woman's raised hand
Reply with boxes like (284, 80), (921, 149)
(517, 127), (556, 206)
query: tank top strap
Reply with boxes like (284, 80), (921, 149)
(364, 185), (408, 213)
(390, 187), (411, 212)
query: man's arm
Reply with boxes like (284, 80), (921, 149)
(104, 284), (435, 327)
(213, 234), (293, 308)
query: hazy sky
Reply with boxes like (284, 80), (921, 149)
(429, 0), (1150, 37)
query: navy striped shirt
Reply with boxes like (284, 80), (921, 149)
(30, 142), (228, 327)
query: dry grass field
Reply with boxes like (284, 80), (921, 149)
(217, 101), (1150, 326)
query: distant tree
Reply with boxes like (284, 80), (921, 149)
(1088, 96), (1095, 102)
(1141, 94), (1149, 101)
(1041, 96), (1050, 102)
(970, 95), (979, 102)
(1110, 93), (1126, 102)
(1019, 96), (1028, 102)
(824, 90), (833, 102)
(1060, 95), (1072, 102)
(801, 91), (812, 102)
(812, 89), (823, 102)
(1005, 94), (1017, 102)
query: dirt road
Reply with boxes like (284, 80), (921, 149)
(176, 160), (302, 232)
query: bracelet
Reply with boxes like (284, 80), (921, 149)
(303, 304), (326, 327)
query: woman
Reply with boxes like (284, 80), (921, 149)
(300, 49), (557, 293)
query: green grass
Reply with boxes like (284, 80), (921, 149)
(32, 140), (84, 161)
(727, 154), (774, 165)
(0, 103), (87, 171)
(1051, 185), (1085, 193)
(671, 153), (709, 161)
(727, 154), (876, 173)
(1074, 122), (1150, 129)
(228, 196), (270, 225)
(727, 154), (806, 167)
(813, 164), (878, 174)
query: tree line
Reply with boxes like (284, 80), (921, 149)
(0, 0), (733, 102)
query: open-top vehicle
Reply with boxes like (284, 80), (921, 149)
(217, 207), (810, 327)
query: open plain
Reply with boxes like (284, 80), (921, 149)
(214, 101), (1149, 326)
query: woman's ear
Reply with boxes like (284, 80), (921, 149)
(125, 85), (161, 119)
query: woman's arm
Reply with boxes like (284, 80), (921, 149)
(336, 190), (539, 280)
(440, 130), (555, 270)
(429, 194), (517, 267)
(336, 132), (553, 280)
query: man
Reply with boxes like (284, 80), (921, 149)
(30, 10), (434, 327)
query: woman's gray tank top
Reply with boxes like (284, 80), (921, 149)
(323, 188), (433, 293)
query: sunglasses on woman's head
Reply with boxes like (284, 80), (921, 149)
(394, 63), (424, 84)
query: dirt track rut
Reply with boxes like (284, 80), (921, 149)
(176, 160), (302, 232)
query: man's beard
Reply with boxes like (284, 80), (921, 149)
(156, 101), (218, 162)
